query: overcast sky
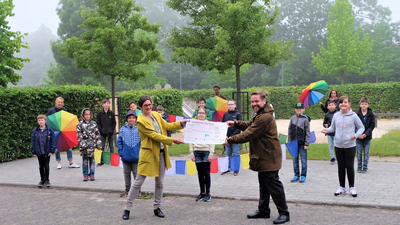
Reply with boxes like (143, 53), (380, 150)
(7, 0), (400, 36)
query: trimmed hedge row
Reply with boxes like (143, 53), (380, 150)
(182, 82), (400, 119)
(0, 85), (110, 162)
(118, 88), (183, 117)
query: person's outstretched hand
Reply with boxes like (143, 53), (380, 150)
(180, 119), (188, 126)
(321, 128), (328, 134)
(319, 102), (323, 106)
(226, 121), (235, 127)
(173, 138), (184, 144)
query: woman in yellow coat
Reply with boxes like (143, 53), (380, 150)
(123, 95), (187, 220)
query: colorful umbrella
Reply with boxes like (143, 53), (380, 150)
(46, 111), (79, 151)
(205, 96), (228, 122)
(299, 80), (329, 107)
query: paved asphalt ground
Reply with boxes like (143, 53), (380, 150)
(1, 186), (400, 225)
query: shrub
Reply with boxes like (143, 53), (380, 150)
(0, 85), (109, 162)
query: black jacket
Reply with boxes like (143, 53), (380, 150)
(320, 98), (339, 113)
(96, 109), (116, 136)
(355, 108), (375, 140)
(222, 108), (242, 137)
(48, 106), (67, 115)
(323, 108), (338, 136)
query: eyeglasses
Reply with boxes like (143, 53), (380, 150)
(143, 103), (153, 108)
(198, 112), (206, 115)
(228, 104), (235, 106)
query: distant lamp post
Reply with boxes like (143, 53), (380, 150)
(180, 63), (182, 90)
(281, 33), (287, 87)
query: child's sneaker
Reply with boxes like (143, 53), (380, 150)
(362, 168), (367, 173)
(90, 176), (95, 181)
(69, 163), (80, 168)
(195, 193), (205, 201)
(299, 176), (306, 183)
(290, 176), (299, 182)
(120, 188), (129, 197)
(334, 186), (346, 196)
(57, 163), (62, 169)
(357, 167), (362, 173)
(349, 187), (357, 197)
(203, 193), (212, 202)
(83, 176), (88, 181)
(330, 158), (335, 164)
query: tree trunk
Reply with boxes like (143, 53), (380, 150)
(376, 75), (378, 83)
(235, 64), (241, 113)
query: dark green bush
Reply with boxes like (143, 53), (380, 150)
(118, 88), (183, 117)
(0, 85), (109, 162)
(183, 82), (400, 119)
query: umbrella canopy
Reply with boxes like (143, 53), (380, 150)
(205, 96), (228, 122)
(299, 80), (329, 107)
(46, 111), (79, 151)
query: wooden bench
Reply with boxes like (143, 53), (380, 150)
(374, 113), (400, 128)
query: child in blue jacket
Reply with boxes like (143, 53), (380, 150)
(118, 110), (141, 198)
(31, 114), (56, 187)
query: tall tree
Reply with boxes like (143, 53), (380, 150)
(16, 25), (56, 86)
(166, 0), (292, 111)
(61, 0), (166, 112)
(312, 0), (373, 85)
(46, 0), (98, 86)
(0, 0), (29, 87)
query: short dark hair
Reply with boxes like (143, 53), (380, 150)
(213, 86), (220, 89)
(129, 101), (136, 107)
(198, 98), (206, 104)
(359, 97), (369, 104)
(327, 101), (336, 106)
(102, 99), (110, 104)
(138, 95), (153, 108)
(338, 96), (350, 104)
(251, 91), (266, 100)
(156, 105), (165, 111)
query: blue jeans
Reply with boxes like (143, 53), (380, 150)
(194, 151), (210, 163)
(327, 135), (335, 159)
(82, 156), (95, 177)
(356, 139), (371, 170)
(225, 144), (240, 171)
(55, 148), (73, 162)
(292, 144), (307, 177)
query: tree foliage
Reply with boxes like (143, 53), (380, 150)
(0, 0), (29, 87)
(15, 25), (56, 86)
(45, 0), (98, 86)
(312, 0), (373, 84)
(60, 0), (166, 111)
(166, 0), (293, 111)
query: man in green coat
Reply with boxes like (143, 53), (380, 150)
(222, 91), (290, 224)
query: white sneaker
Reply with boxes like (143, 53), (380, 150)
(349, 187), (357, 197)
(68, 163), (80, 168)
(334, 186), (346, 196)
(57, 163), (62, 169)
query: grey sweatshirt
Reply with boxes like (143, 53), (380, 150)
(326, 109), (364, 148)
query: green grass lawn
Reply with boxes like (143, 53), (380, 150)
(169, 129), (400, 159)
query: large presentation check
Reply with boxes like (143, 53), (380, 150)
(184, 119), (228, 144)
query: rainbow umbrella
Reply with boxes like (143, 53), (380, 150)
(299, 80), (329, 107)
(46, 111), (79, 151)
(205, 96), (228, 122)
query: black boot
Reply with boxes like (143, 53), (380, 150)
(273, 214), (290, 224)
(122, 210), (130, 220)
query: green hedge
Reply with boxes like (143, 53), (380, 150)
(183, 82), (400, 119)
(118, 88), (183, 117)
(0, 85), (110, 162)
